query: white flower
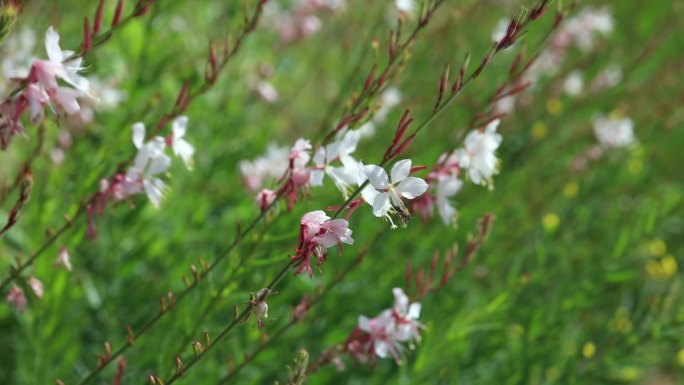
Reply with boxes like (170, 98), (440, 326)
(290, 138), (312, 169)
(55, 247), (72, 272)
(593, 115), (635, 148)
(563, 71), (584, 96)
(43, 26), (89, 91)
(358, 311), (403, 360)
(170, 116), (194, 169)
(459, 119), (502, 186)
(239, 144), (289, 191)
(436, 175), (463, 225)
(492, 18), (510, 43)
(392, 287), (422, 342)
(395, 0), (415, 13)
(362, 159), (428, 221)
(124, 123), (171, 207)
(310, 130), (361, 196)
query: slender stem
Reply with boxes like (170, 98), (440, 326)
(216, 232), (384, 384)
(0, 0), (269, 294)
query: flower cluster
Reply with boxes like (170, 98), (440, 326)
(412, 119), (502, 225)
(250, 131), (364, 212)
(86, 117), (194, 239)
(1, 27), (92, 150)
(291, 210), (354, 277)
(345, 288), (422, 364)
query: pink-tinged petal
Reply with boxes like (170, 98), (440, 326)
(390, 159), (411, 183)
(51, 87), (82, 114)
(396, 177), (428, 199)
(313, 232), (338, 248)
(393, 288), (409, 313)
(132, 123), (145, 149)
(372, 192), (391, 217)
(365, 165), (389, 189)
(45, 26), (63, 63)
(358, 315), (371, 332)
(172, 115), (188, 138)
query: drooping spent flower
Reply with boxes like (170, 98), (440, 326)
(291, 210), (354, 277)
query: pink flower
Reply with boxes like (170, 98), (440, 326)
(28, 276), (44, 299)
(55, 247), (72, 272)
(255, 189), (277, 212)
(292, 210), (353, 277)
(6, 286), (27, 312)
(290, 138), (312, 169)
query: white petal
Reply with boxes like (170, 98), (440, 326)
(173, 116), (188, 138)
(372, 192), (391, 217)
(390, 159), (412, 183)
(143, 178), (166, 208)
(45, 26), (63, 63)
(358, 315), (371, 332)
(312, 146), (326, 166)
(174, 139), (195, 168)
(408, 303), (421, 319)
(132, 123), (145, 149)
(361, 185), (379, 205)
(147, 153), (171, 176)
(396, 177), (428, 199)
(309, 170), (325, 186)
(365, 165), (389, 189)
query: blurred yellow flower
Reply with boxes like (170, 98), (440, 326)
(531, 121), (548, 140)
(546, 99), (563, 115)
(649, 239), (667, 257)
(582, 342), (596, 358)
(628, 158), (642, 174)
(617, 367), (640, 381)
(677, 348), (684, 366)
(542, 213), (560, 232)
(563, 182), (578, 198)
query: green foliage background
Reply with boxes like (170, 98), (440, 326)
(0, 0), (683, 384)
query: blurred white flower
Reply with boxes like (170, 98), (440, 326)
(593, 115), (635, 148)
(436, 175), (463, 225)
(124, 123), (171, 207)
(458, 119), (502, 186)
(170, 116), (194, 170)
(310, 130), (361, 196)
(563, 71), (584, 96)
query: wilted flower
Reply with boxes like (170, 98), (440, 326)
(55, 247), (72, 272)
(28, 276), (44, 299)
(291, 210), (354, 277)
(6, 286), (27, 312)
(255, 188), (277, 212)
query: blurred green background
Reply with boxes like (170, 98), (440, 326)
(0, 0), (683, 384)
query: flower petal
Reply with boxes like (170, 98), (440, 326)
(390, 159), (411, 183)
(372, 192), (391, 217)
(365, 165), (389, 189)
(45, 26), (63, 63)
(396, 177), (428, 199)
(173, 116), (188, 139)
(132, 123), (145, 149)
